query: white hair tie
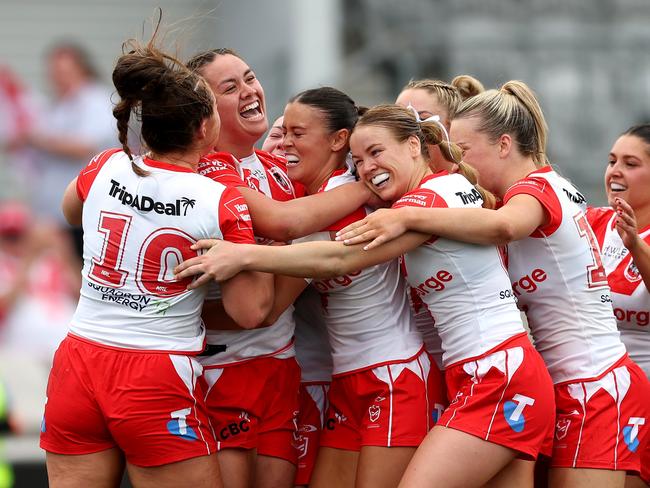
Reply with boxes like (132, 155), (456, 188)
(406, 103), (452, 149)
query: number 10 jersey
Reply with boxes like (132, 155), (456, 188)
(70, 149), (255, 352)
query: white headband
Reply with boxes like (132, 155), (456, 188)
(407, 103), (452, 149)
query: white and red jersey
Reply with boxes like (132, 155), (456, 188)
(197, 150), (298, 365)
(296, 169), (423, 375)
(199, 150), (299, 214)
(407, 287), (444, 369)
(504, 167), (625, 384)
(70, 149), (255, 352)
(588, 206), (650, 377)
(394, 172), (525, 368)
(293, 285), (333, 383)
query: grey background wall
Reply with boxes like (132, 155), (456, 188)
(1, 0), (650, 201)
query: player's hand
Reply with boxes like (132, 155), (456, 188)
(335, 208), (407, 250)
(614, 198), (641, 251)
(174, 239), (245, 289)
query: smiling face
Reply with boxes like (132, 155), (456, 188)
(450, 117), (504, 196)
(200, 54), (267, 155)
(350, 125), (425, 204)
(261, 116), (285, 157)
(282, 102), (344, 194)
(605, 134), (650, 212)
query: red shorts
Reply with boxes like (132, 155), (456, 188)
(551, 355), (650, 472)
(294, 382), (330, 486)
(320, 349), (444, 451)
(201, 356), (300, 464)
(439, 333), (555, 460)
(40, 335), (216, 467)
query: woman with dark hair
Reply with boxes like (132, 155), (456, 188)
(260, 87), (442, 488)
(39, 37), (273, 488)
(587, 124), (650, 488)
(186, 49), (373, 488)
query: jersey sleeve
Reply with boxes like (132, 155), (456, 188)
(218, 186), (256, 244)
(76, 148), (122, 201)
(503, 177), (562, 236)
(586, 207), (614, 232)
(324, 207), (368, 232)
(392, 188), (448, 209)
(293, 182), (307, 198)
(198, 155), (246, 188)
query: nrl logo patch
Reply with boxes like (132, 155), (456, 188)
(268, 166), (294, 195)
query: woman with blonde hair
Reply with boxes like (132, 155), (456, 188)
(587, 123), (650, 488)
(338, 80), (650, 488)
(395, 75), (485, 370)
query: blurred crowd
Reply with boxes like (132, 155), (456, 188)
(0, 43), (117, 449)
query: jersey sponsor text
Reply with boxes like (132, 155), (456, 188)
(613, 308), (649, 327)
(313, 270), (363, 292)
(413, 270), (454, 296)
(455, 188), (483, 206)
(108, 179), (192, 216)
(512, 268), (547, 297)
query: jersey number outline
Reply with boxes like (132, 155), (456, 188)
(88, 211), (196, 297)
(574, 212), (608, 288)
(89, 212), (131, 287)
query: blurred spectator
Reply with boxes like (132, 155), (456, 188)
(0, 201), (79, 432)
(0, 201), (79, 360)
(0, 66), (38, 202)
(16, 42), (116, 256)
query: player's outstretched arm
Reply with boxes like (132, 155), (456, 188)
(240, 181), (371, 242)
(174, 231), (430, 286)
(337, 194), (546, 249)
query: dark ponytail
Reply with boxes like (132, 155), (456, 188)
(112, 35), (215, 175)
(289, 86), (360, 134)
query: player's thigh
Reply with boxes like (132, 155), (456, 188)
(46, 448), (124, 488)
(127, 453), (222, 488)
(625, 475), (650, 488)
(356, 446), (416, 488)
(255, 454), (296, 488)
(549, 467), (625, 488)
(398, 425), (517, 488)
(309, 447), (358, 488)
(217, 448), (256, 488)
(483, 458), (534, 488)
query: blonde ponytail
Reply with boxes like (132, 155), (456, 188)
(456, 79), (549, 168)
(451, 75), (484, 101)
(500, 81), (548, 167)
